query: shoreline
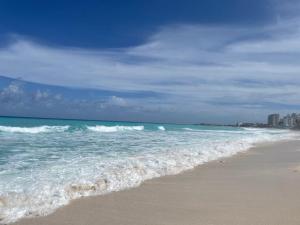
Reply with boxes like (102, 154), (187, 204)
(12, 139), (300, 225)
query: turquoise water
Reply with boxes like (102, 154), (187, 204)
(0, 117), (295, 223)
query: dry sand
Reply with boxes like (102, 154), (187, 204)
(14, 140), (300, 225)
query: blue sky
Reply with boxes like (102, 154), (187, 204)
(1, 0), (300, 123)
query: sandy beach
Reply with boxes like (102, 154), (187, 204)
(13, 139), (300, 225)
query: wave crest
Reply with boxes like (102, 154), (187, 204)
(87, 125), (144, 132)
(0, 125), (69, 134)
(158, 126), (166, 131)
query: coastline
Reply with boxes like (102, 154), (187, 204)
(12, 139), (300, 225)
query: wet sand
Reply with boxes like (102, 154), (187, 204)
(14, 140), (300, 225)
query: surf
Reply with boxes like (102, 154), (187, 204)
(86, 125), (144, 132)
(0, 125), (69, 134)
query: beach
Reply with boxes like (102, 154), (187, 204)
(2, 1), (300, 224)
(12, 139), (300, 225)
(2, 118), (294, 224)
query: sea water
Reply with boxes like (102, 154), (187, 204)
(0, 117), (296, 223)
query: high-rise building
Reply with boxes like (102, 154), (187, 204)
(283, 115), (291, 127)
(296, 114), (300, 128)
(282, 113), (299, 128)
(268, 114), (280, 127)
(291, 113), (298, 127)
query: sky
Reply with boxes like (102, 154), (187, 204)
(0, 0), (300, 124)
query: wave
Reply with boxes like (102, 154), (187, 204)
(182, 127), (257, 134)
(0, 125), (69, 134)
(182, 128), (194, 131)
(158, 126), (166, 131)
(87, 125), (144, 132)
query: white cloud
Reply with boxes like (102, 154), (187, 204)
(1, 82), (23, 95)
(0, 82), (24, 103)
(1, 14), (300, 122)
(108, 96), (128, 107)
(34, 90), (49, 100)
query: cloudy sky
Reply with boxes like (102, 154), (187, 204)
(0, 0), (300, 124)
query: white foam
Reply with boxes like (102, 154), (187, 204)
(183, 128), (194, 131)
(158, 126), (166, 131)
(0, 125), (69, 134)
(87, 125), (144, 132)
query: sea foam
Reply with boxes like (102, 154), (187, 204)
(158, 126), (166, 131)
(87, 125), (144, 132)
(0, 125), (69, 134)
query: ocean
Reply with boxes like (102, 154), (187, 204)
(0, 117), (296, 223)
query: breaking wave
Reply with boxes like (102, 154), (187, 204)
(87, 125), (144, 132)
(158, 126), (166, 131)
(0, 125), (69, 134)
(182, 128), (194, 131)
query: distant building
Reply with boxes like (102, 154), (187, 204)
(283, 114), (291, 127)
(291, 113), (298, 127)
(239, 122), (269, 128)
(269, 112), (300, 129)
(296, 115), (300, 128)
(281, 113), (299, 128)
(268, 114), (280, 127)
(278, 118), (284, 127)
